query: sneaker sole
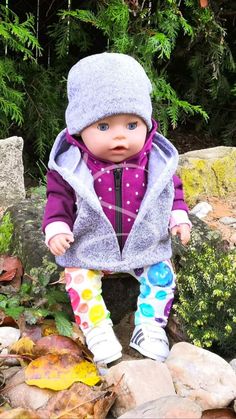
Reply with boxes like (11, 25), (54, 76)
(129, 342), (167, 362)
(95, 351), (122, 365)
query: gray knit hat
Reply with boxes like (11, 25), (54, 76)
(65, 52), (153, 134)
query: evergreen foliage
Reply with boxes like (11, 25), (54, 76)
(21, 63), (65, 158)
(0, 4), (41, 139)
(174, 243), (236, 356)
(0, 1), (235, 162)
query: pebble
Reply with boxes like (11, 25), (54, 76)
(190, 202), (213, 219)
(219, 217), (236, 225)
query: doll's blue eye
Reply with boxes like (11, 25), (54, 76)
(127, 122), (137, 130)
(98, 123), (109, 131)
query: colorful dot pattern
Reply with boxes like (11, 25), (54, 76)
(131, 261), (176, 327)
(65, 261), (175, 332)
(65, 268), (111, 331)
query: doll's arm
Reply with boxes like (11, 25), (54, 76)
(170, 174), (191, 245)
(42, 170), (77, 245)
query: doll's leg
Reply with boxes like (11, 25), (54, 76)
(129, 261), (176, 361)
(65, 268), (122, 364)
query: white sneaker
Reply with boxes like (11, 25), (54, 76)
(130, 323), (169, 362)
(85, 324), (122, 364)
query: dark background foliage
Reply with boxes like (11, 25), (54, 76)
(0, 0), (235, 180)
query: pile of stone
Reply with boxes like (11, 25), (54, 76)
(104, 342), (236, 418)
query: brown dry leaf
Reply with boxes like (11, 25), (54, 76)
(10, 337), (35, 358)
(21, 325), (42, 343)
(25, 353), (100, 390)
(0, 407), (43, 419)
(0, 310), (18, 328)
(33, 335), (83, 358)
(0, 256), (23, 293)
(202, 408), (236, 418)
(40, 381), (117, 419)
(0, 269), (16, 282)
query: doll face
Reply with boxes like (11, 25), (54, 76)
(80, 114), (147, 163)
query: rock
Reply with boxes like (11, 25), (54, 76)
(219, 217), (236, 225)
(0, 137), (25, 207)
(230, 232), (236, 245)
(104, 359), (176, 417)
(190, 202), (213, 219)
(0, 327), (20, 348)
(165, 342), (236, 410)
(118, 395), (202, 418)
(1, 369), (54, 410)
(7, 197), (54, 275)
(229, 358), (236, 374)
(6, 199), (229, 325)
(177, 146), (236, 206)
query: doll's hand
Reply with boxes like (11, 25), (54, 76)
(48, 233), (74, 256)
(171, 223), (191, 246)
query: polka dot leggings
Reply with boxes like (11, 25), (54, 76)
(65, 261), (176, 332)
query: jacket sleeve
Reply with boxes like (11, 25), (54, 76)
(42, 170), (77, 233)
(172, 174), (189, 212)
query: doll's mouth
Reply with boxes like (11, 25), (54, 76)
(111, 146), (128, 152)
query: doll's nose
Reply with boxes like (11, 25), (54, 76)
(113, 126), (126, 140)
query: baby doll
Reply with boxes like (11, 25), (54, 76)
(43, 52), (191, 364)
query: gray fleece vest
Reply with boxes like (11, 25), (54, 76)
(48, 129), (178, 272)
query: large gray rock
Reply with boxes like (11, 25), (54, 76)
(105, 359), (176, 417)
(5, 197), (226, 326)
(165, 342), (236, 410)
(0, 136), (25, 207)
(177, 146), (236, 206)
(118, 395), (202, 419)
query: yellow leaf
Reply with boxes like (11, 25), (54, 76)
(25, 354), (100, 390)
(10, 337), (35, 357)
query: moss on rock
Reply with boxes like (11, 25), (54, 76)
(177, 147), (236, 206)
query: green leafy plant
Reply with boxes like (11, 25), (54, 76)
(0, 212), (14, 253)
(21, 63), (65, 159)
(0, 257), (73, 337)
(0, 5), (41, 138)
(174, 243), (236, 356)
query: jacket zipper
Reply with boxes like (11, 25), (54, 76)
(114, 168), (123, 249)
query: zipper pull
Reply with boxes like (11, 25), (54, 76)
(114, 168), (122, 190)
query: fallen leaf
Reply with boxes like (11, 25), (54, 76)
(0, 269), (17, 282)
(10, 337), (35, 357)
(0, 310), (18, 327)
(0, 407), (42, 419)
(33, 335), (83, 358)
(41, 319), (58, 337)
(202, 408), (236, 418)
(25, 353), (100, 390)
(40, 381), (117, 419)
(21, 325), (42, 343)
(0, 256), (23, 294)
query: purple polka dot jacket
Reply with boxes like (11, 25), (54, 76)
(43, 121), (189, 271)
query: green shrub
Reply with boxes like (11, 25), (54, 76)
(174, 243), (236, 356)
(0, 212), (14, 253)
